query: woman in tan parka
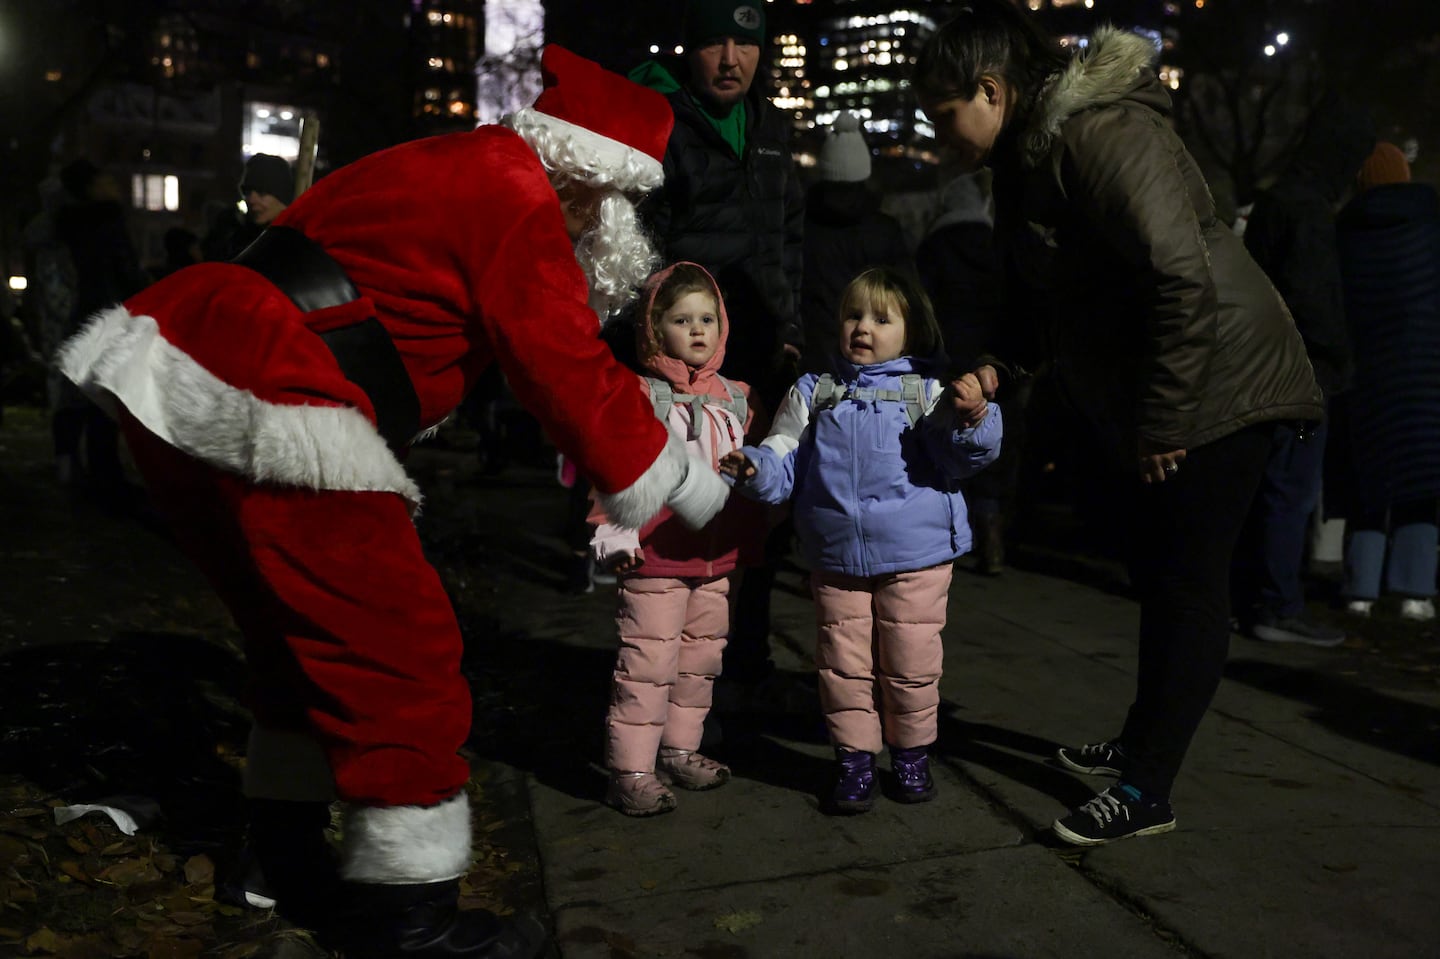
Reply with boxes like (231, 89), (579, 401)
(913, 0), (1322, 845)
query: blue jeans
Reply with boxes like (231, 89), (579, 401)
(1343, 499), (1438, 600)
(1234, 419), (1327, 619)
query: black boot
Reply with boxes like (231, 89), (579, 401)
(324, 878), (548, 959)
(243, 799), (342, 929)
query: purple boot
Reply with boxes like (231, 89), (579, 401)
(831, 749), (877, 814)
(891, 745), (936, 803)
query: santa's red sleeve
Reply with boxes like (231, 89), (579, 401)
(463, 195), (721, 530)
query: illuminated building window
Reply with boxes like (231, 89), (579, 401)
(131, 174), (180, 212)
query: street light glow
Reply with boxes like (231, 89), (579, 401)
(8, 276), (27, 292)
(1276, 32), (1290, 46)
(1263, 44), (1277, 56)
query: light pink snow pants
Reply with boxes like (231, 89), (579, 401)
(605, 575), (730, 772)
(811, 564), (952, 754)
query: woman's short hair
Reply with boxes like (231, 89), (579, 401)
(839, 267), (943, 359)
(912, 0), (1067, 107)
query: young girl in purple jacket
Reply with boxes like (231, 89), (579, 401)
(721, 267), (1002, 813)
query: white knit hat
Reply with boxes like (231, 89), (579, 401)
(818, 113), (871, 182)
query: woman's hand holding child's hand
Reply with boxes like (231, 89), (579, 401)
(718, 451), (756, 479)
(948, 373), (989, 427)
(605, 549), (645, 574)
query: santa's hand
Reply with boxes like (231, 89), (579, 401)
(666, 457), (729, 529)
(718, 451), (756, 479)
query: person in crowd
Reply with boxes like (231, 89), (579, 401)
(629, 0), (806, 697)
(592, 262), (766, 816)
(800, 112), (910, 375)
(201, 153), (294, 261)
(57, 46), (730, 959)
(51, 159), (148, 504)
(1334, 142), (1440, 622)
(721, 267), (1000, 813)
(151, 227), (202, 282)
(912, 1), (1322, 844)
(1233, 96), (1375, 647)
(915, 167), (1014, 574)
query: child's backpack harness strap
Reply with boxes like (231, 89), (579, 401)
(645, 377), (747, 440)
(809, 373), (925, 428)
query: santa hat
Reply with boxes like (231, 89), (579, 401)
(503, 46), (673, 194)
(818, 113), (872, 183)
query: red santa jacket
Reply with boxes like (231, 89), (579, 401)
(59, 126), (670, 511)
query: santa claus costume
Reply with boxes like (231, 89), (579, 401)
(58, 46), (727, 959)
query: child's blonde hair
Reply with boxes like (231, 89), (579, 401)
(838, 267), (943, 358)
(642, 263), (720, 362)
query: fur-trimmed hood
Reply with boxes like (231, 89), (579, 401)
(1019, 26), (1163, 168)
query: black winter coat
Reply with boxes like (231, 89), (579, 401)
(54, 200), (147, 329)
(1334, 182), (1440, 515)
(639, 63), (804, 392)
(916, 220), (1003, 372)
(1242, 97), (1374, 397)
(800, 181), (909, 374)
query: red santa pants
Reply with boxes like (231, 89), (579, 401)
(121, 415), (471, 807)
(811, 564), (952, 754)
(605, 575), (729, 773)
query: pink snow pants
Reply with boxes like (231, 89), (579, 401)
(606, 575), (730, 772)
(811, 564), (952, 754)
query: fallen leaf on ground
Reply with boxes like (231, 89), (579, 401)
(713, 910), (762, 935)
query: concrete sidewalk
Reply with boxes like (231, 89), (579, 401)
(458, 473), (1440, 959)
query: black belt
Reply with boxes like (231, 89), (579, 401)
(233, 227), (421, 451)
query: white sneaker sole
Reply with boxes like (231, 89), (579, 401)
(1250, 624), (1346, 647)
(1055, 750), (1122, 777)
(1052, 817), (1176, 846)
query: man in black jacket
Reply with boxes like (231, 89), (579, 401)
(630, 0), (805, 692)
(630, 0), (803, 398)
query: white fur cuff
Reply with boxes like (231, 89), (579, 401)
(595, 434), (687, 530)
(666, 454), (729, 530)
(340, 793), (472, 884)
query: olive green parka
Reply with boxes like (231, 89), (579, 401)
(991, 26), (1322, 461)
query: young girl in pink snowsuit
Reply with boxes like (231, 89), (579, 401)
(592, 262), (765, 817)
(722, 267), (1001, 813)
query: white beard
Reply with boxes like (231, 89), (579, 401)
(573, 193), (659, 324)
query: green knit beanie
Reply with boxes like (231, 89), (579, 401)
(684, 0), (766, 47)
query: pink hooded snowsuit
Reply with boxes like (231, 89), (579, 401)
(592, 262), (765, 772)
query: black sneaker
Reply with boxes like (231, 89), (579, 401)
(1052, 785), (1175, 846)
(1251, 614), (1346, 648)
(1055, 740), (1126, 776)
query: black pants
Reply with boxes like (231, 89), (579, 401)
(1117, 423), (1275, 800)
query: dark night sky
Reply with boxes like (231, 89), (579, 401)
(542, 0), (688, 73)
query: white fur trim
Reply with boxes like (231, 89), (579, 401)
(595, 432), (687, 530)
(57, 305), (422, 508)
(340, 794), (472, 883)
(664, 452), (729, 530)
(242, 726), (337, 802)
(504, 107), (665, 194)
